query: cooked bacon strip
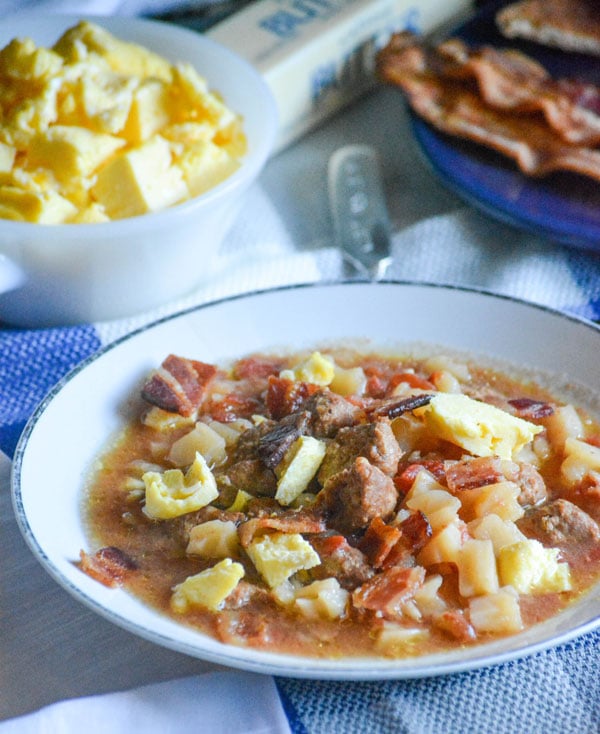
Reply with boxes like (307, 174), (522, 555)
(497, 0), (600, 57)
(377, 33), (600, 182)
(141, 354), (217, 417)
(352, 566), (425, 618)
(508, 397), (554, 419)
(79, 546), (137, 588)
(266, 376), (319, 420)
(432, 37), (600, 145)
(237, 510), (326, 548)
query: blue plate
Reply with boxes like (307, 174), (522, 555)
(410, 0), (600, 251)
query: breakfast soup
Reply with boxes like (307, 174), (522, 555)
(81, 347), (600, 659)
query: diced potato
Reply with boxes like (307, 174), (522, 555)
(329, 364), (366, 397)
(186, 519), (239, 558)
(421, 393), (542, 460)
(405, 469), (446, 498)
(413, 574), (446, 616)
(206, 418), (252, 447)
(275, 435), (326, 506)
(498, 539), (572, 594)
(406, 483), (461, 531)
(142, 451), (218, 519)
(142, 406), (194, 431)
(561, 437), (600, 486)
(246, 532), (320, 588)
(418, 520), (465, 566)
(376, 622), (429, 653)
(470, 481), (524, 523)
(545, 405), (584, 453)
(390, 414), (430, 454)
(168, 422), (227, 468)
(430, 369), (462, 394)
(468, 514), (526, 554)
(469, 587), (523, 634)
(293, 578), (349, 620)
(423, 355), (471, 382)
(457, 539), (499, 597)
(171, 558), (244, 613)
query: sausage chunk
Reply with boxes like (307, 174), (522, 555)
(315, 456), (398, 534)
(303, 389), (363, 438)
(318, 418), (402, 483)
(522, 499), (600, 548)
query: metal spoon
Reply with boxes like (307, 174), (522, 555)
(328, 144), (393, 280)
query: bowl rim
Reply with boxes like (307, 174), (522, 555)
(0, 13), (278, 234)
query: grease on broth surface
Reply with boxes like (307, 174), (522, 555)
(81, 347), (600, 659)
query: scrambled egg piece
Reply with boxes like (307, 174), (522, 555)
(421, 393), (542, 460)
(171, 558), (244, 613)
(0, 21), (246, 223)
(275, 435), (326, 506)
(498, 539), (572, 594)
(246, 532), (320, 588)
(280, 351), (335, 386)
(142, 451), (218, 520)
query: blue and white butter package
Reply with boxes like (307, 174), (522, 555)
(208, 0), (473, 151)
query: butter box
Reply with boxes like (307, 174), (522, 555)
(208, 0), (473, 151)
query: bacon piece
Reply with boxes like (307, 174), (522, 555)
(399, 510), (432, 552)
(508, 397), (554, 419)
(377, 33), (600, 182)
(497, 0), (600, 57)
(394, 460), (446, 494)
(445, 456), (506, 492)
(352, 566), (425, 618)
(360, 517), (402, 568)
(237, 510), (326, 548)
(207, 393), (263, 422)
(141, 354), (217, 417)
(79, 546), (137, 588)
(434, 609), (476, 642)
(233, 356), (283, 380)
(433, 37), (600, 146)
(388, 372), (436, 393)
(266, 376), (318, 420)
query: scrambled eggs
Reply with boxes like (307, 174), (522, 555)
(0, 21), (246, 223)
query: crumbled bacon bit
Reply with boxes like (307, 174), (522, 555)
(388, 372), (436, 392)
(394, 460), (445, 494)
(352, 566), (425, 618)
(508, 397), (554, 419)
(434, 609), (476, 642)
(233, 356), (283, 380)
(266, 376), (318, 420)
(399, 511), (432, 552)
(445, 456), (506, 492)
(360, 517), (402, 568)
(237, 510), (326, 548)
(141, 354), (217, 417)
(79, 546), (137, 588)
(207, 393), (263, 422)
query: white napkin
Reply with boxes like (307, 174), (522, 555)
(0, 672), (291, 734)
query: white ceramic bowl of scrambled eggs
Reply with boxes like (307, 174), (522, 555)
(0, 15), (277, 327)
